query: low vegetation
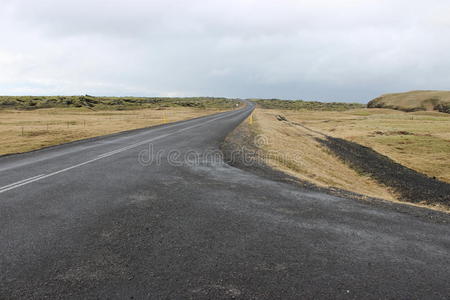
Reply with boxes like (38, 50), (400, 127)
(368, 90), (450, 113)
(0, 96), (239, 155)
(0, 95), (239, 111)
(252, 98), (365, 111)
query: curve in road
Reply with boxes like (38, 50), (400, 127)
(0, 102), (449, 298)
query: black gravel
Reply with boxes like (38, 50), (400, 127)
(317, 136), (450, 206)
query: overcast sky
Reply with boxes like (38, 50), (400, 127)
(1, 0), (449, 102)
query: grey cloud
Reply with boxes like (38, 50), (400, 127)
(1, 0), (450, 101)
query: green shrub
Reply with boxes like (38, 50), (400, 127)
(0, 96), (239, 110)
(253, 99), (365, 111)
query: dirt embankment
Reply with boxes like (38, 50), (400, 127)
(221, 119), (316, 189)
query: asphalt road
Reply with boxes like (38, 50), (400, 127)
(0, 102), (449, 299)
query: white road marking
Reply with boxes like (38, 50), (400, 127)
(0, 174), (46, 193)
(0, 108), (252, 194)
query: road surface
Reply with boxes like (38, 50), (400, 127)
(0, 102), (449, 299)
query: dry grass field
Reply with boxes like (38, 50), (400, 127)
(287, 108), (450, 182)
(252, 107), (450, 208)
(252, 109), (396, 200)
(0, 107), (227, 156)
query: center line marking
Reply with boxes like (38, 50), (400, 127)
(0, 174), (46, 193)
(0, 107), (253, 194)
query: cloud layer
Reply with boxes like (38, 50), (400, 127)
(1, 0), (449, 101)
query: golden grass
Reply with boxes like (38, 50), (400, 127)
(274, 108), (450, 183)
(253, 109), (396, 200)
(0, 107), (226, 156)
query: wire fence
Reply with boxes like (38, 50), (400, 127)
(13, 113), (170, 137)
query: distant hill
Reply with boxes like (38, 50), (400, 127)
(367, 90), (450, 113)
(253, 99), (364, 111)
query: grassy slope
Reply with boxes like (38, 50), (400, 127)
(368, 90), (450, 113)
